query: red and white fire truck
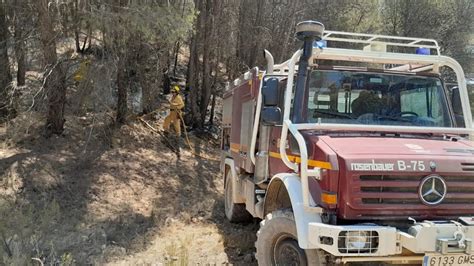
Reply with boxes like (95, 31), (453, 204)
(221, 20), (474, 265)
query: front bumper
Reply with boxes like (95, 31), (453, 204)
(307, 217), (474, 260)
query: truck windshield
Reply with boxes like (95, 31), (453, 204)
(307, 70), (453, 127)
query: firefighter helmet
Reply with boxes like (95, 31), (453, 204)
(171, 86), (180, 93)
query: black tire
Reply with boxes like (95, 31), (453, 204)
(224, 168), (252, 222)
(256, 209), (327, 266)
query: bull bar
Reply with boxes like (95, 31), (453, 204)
(306, 218), (474, 263)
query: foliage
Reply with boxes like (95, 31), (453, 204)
(83, 1), (195, 49)
(0, 0), (472, 127)
(380, 0), (474, 74)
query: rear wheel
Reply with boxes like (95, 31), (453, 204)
(224, 168), (252, 222)
(256, 209), (327, 265)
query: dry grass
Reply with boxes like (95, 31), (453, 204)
(0, 113), (258, 265)
(0, 199), (74, 265)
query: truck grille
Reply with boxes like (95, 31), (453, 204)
(359, 175), (474, 205)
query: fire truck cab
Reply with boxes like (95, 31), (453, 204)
(221, 20), (474, 265)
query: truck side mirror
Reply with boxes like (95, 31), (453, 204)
(261, 78), (281, 125)
(262, 78), (279, 106)
(261, 107), (281, 125)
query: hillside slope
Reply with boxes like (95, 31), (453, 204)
(0, 114), (258, 265)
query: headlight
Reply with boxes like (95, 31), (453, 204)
(338, 230), (379, 253)
(345, 231), (369, 250)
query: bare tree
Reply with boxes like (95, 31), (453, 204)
(11, 0), (28, 86)
(186, 0), (203, 127)
(112, 0), (128, 123)
(199, 0), (213, 125)
(35, 0), (67, 135)
(0, 0), (12, 119)
(116, 50), (128, 123)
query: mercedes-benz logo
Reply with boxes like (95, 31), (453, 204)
(419, 175), (447, 205)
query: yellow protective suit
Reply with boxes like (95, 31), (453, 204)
(163, 94), (185, 135)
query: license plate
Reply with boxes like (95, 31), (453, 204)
(423, 254), (474, 266)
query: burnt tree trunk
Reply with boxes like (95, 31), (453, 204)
(208, 57), (220, 126)
(235, 0), (248, 68)
(0, 1), (10, 85)
(74, 30), (81, 53)
(186, 0), (204, 128)
(36, 0), (67, 135)
(13, 0), (27, 86)
(172, 0), (187, 76)
(72, 0), (81, 53)
(208, 92), (216, 125)
(172, 41), (180, 76)
(187, 31), (200, 127)
(247, 0), (264, 67)
(81, 20), (92, 53)
(278, 1), (298, 62)
(14, 36), (26, 86)
(116, 52), (128, 123)
(113, 0), (129, 124)
(199, 0), (213, 126)
(138, 41), (159, 114)
(207, 0), (222, 126)
(0, 1), (12, 119)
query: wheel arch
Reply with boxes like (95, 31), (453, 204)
(223, 158), (245, 204)
(263, 173), (322, 249)
(263, 178), (292, 216)
(223, 157), (236, 188)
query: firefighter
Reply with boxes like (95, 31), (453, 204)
(163, 85), (185, 136)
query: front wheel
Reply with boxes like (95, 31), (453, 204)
(255, 209), (327, 265)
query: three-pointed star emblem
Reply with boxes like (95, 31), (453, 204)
(419, 175), (447, 205)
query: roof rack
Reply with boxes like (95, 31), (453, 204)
(270, 31), (442, 75)
(323, 30), (441, 55)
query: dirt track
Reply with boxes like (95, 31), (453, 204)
(0, 115), (258, 265)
